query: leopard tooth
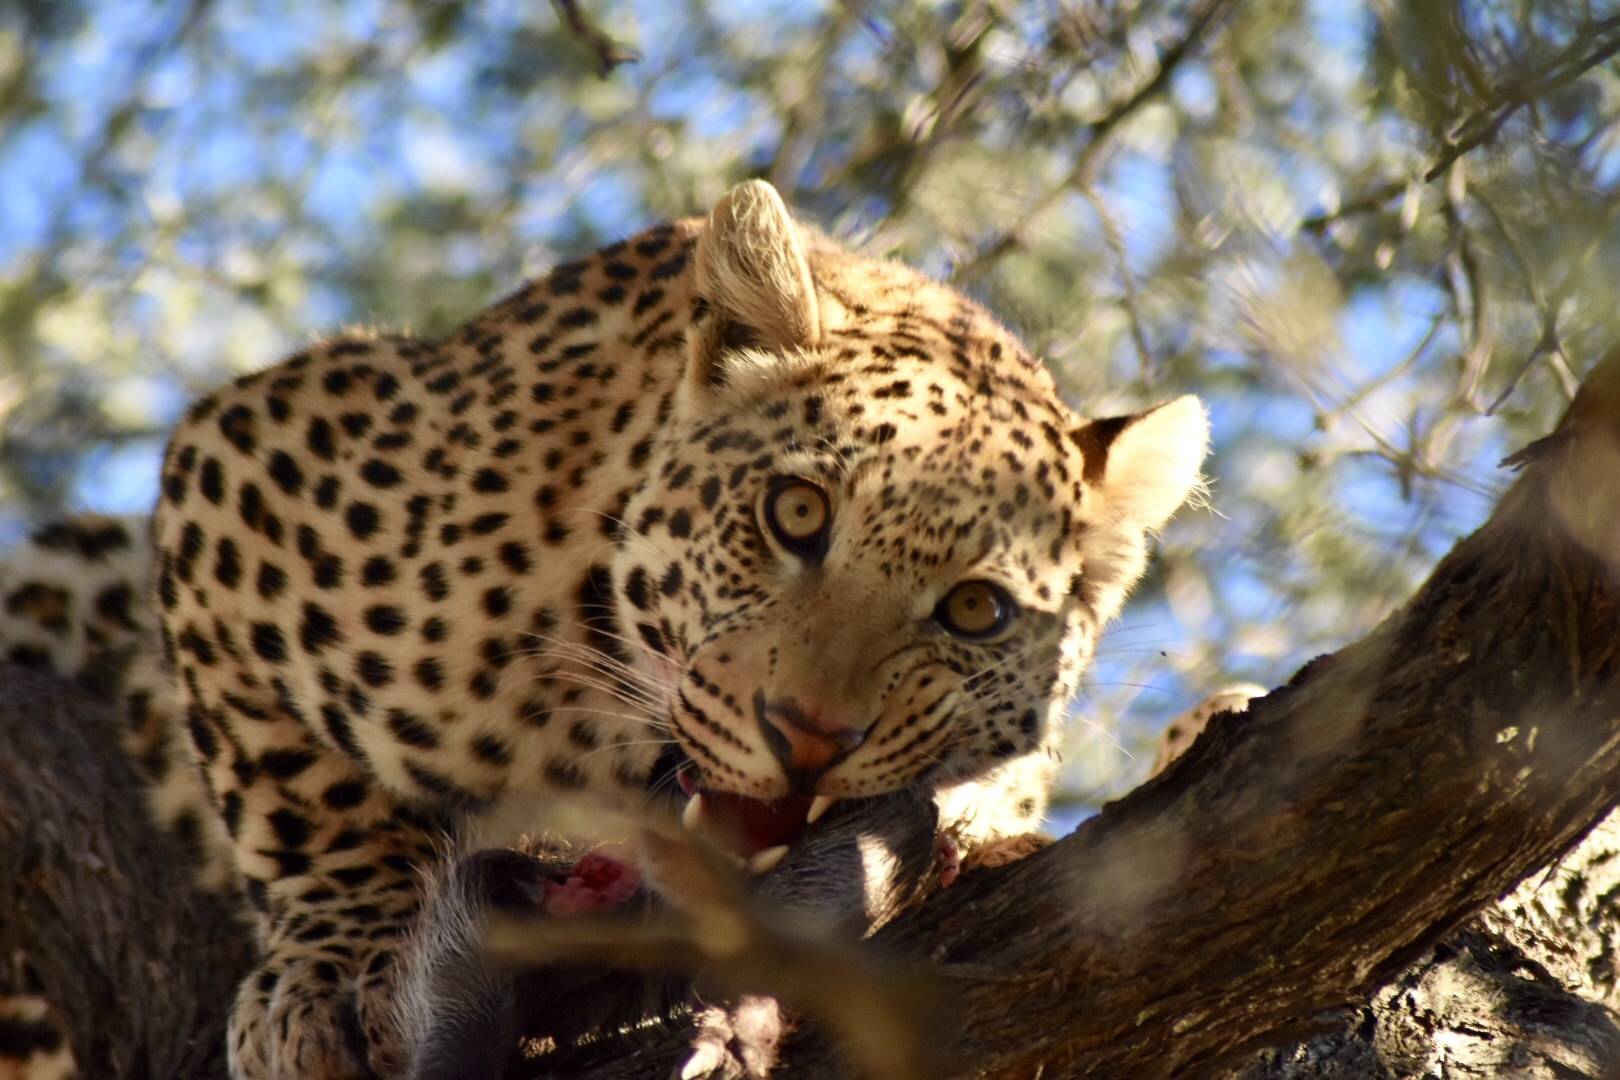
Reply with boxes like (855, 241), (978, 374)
(681, 792), (705, 832)
(748, 844), (790, 875)
(806, 795), (836, 824)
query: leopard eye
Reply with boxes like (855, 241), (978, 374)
(763, 478), (830, 557)
(936, 581), (1015, 640)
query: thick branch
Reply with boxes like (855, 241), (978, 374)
(1236, 811), (1620, 1078)
(0, 665), (253, 1079)
(506, 351), (1620, 1078)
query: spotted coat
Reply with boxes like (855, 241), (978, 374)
(0, 180), (1208, 1078)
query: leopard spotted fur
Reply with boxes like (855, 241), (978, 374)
(0, 180), (1208, 1077)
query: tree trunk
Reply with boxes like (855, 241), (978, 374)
(0, 665), (252, 1079)
(3, 350), (1620, 1078)
(1232, 812), (1620, 1079)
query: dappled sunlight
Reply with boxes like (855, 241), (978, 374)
(1070, 815), (1190, 938)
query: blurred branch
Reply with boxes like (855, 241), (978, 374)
(488, 889), (936, 1080)
(1301, 14), (1620, 234)
(837, 1), (898, 51)
(1283, 349), (1499, 500)
(1081, 182), (1156, 382)
(1472, 188), (1601, 412)
(766, 5), (863, 194)
(830, 5), (997, 224)
(552, 0), (640, 78)
(2, 0), (214, 391)
(1317, 308), (1445, 430)
(952, 0), (1236, 284)
(483, 804), (941, 1080)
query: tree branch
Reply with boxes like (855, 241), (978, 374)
(551, 0), (639, 78)
(951, 0), (1235, 285)
(815, 347), (1620, 1076)
(0, 665), (253, 1079)
(521, 345), (1620, 1076)
(1301, 17), (1620, 234)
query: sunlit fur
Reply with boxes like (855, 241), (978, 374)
(0, 180), (1206, 1077)
(612, 201), (1208, 839)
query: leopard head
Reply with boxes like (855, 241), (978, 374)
(614, 181), (1207, 845)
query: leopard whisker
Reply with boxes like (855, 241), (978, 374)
(557, 620), (689, 673)
(570, 735), (680, 768)
(517, 633), (675, 699)
(526, 671), (670, 716)
(522, 663), (668, 706)
(567, 508), (673, 564)
(519, 628), (675, 683)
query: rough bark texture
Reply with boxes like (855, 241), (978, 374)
(0, 664), (253, 1079)
(1233, 813), (1620, 1079)
(3, 351), (1620, 1078)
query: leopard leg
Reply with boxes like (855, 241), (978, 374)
(188, 697), (442, 1079)
(1149, 683), (1268, 777)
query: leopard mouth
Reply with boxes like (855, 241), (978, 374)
(653, 748), (838, 874)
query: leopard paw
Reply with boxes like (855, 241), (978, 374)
(961, 830), (1052, 872)
(675, 997), (786, 1080)
(230, 955), (401, 1079)
(354, 949), (409, 1077)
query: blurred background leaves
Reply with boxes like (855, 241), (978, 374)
(2, 0), (1617, 817)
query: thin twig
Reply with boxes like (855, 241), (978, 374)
(1486, 316), (1562, 416)
(1277, 333), (1501, 500)
(1440, 164), (1494, 411)
(1472, 196), (1569, 415)
(1318, 309), (1446, 429)
(951, 0), (1236, 284)
(1473, 188), (1608, 411)
(1301, 16), (1620, 234)
(552, 0), (640, 78)
(1080, 183), (1156, 382)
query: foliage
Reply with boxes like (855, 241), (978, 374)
(2, 0), (1617, 807)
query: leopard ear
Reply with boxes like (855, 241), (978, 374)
(1072, 395), (1209, 531)
(687, 179), (821, 385)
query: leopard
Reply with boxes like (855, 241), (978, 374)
(1150, 683), (1268, 778)
(0, 178), (1210, 1078)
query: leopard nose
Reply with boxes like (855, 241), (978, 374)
(753, 692), (866, 791)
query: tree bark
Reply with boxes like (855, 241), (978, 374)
(3, 350), (1620, 1078)
(1232, 812), (1620, 1079)
(0, 664), (252, 1079)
